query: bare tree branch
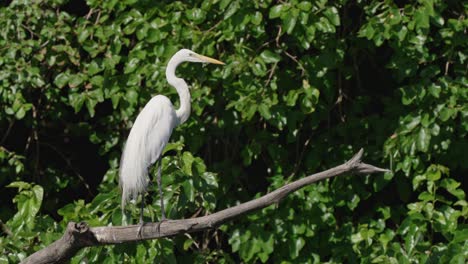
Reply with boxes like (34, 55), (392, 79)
(21, 148), (389, 264)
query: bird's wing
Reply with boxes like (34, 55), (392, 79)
(119, 95), (177, 205)
(144, 95), (178, 165)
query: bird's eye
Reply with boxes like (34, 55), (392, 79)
(188, 53), (193, 56)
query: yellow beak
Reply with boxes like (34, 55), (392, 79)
(195, 54), (225, 65)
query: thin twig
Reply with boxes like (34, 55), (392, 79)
(445, 61), (450, 76)
(265, 62), (278, 86)
(0, 220), (13, 237)
(1, 119), (14, 145)
(275, 26), (282, 47)
(85, 8), (94, 20)
(283, 50), (306, 76)
(20, 24), (38, 38)
(288, 136), (311, 179)
(32, 106), (40, 181)
(205, 20), (223, 33)
(94, 10), (101, 25)
(39, 40), (50, 49)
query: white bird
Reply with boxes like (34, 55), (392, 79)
(119, 49), (224, 226)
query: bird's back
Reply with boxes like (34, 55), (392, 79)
(119, 95), (178, 207)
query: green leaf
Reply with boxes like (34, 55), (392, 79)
(183, 238), (194, 251)
(404, 115), (421, 131)
(417, 127), (430, 152)
(163, 142), (184, 155)
(69, 93), (86, 113)
(452, 229), (468, 243)
(284, 13), (297, 34)
(297, 1), (312, 11)
(398, 26), (408, 41)
(251, 11), (263, 25)
(439, 107), (454, 121)
(90, 75), (104, 87)
(186, 8), (207, 24)
(428, 84), (441, 98)
(269, 5), (285, 19)
(418, 191), (433, 202)
(412, 174), (426, 190)
(359, 23), (375, 40)
(426, 167), (441, 181)
(89, 89), (104, 102)
(86, 98), (98, 117)
(124, 58), (140, 74)
(77, 28), (90, 43)
(404, 224), (421, 255)
(260, 50), (281, 64)
(289, 237), (305, 259)
(378, 229), (395, 250)
(182, 179), (194, 202)
(414, 8), (430, 29)
(110, 92), (121, 109)
(7, 181), (31, 191)
(15, 107), (26, 120)
(324, 7), (340, 26)
(347, 194), (360, 210)
(258, 104), (271, 119)
(229, 229), (241, 252)
(301, 96), (316, 114)
(441, 179), (465, 200)
(201, 172), (218, 188)
(316, 17), (335, 33)
(146, 28), (161, 43)
(182, 152), (194, 176)
(31, 185), (44, 213)
(126, 89), (138, 105)
(285, 89), (300, 106)
(7, 182), (43, 231)
(69, 74), (86, 88)
(432, 14), (444, 27)
(54, 72), (70, 88)
(224, 1), (239, 19)
(88, 61), (102, 75)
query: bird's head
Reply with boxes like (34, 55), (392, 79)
(175, 49), (225, 65)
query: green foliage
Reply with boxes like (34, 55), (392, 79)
(0, 182), (59, 263)
(0, 0), (466, 263)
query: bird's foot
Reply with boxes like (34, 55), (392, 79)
(137, 221), (147, 239)
(156, 216), (170, 235)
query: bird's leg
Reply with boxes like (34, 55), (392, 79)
(139, 194), (145, 224)
(157, 158), (166, 220)
(121, 207), (128, 226)
(137, 194), (145, 238)
(155, 158), (169, 236)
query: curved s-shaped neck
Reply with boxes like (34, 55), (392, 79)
(166, 57), (191, 125)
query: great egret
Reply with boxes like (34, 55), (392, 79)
(119, 49), (224, 226)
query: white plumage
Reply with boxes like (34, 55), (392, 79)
(119, 95), (177, 208)
(119, 49), (224, 224)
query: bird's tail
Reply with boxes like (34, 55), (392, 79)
(119, 142), (149, 211)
